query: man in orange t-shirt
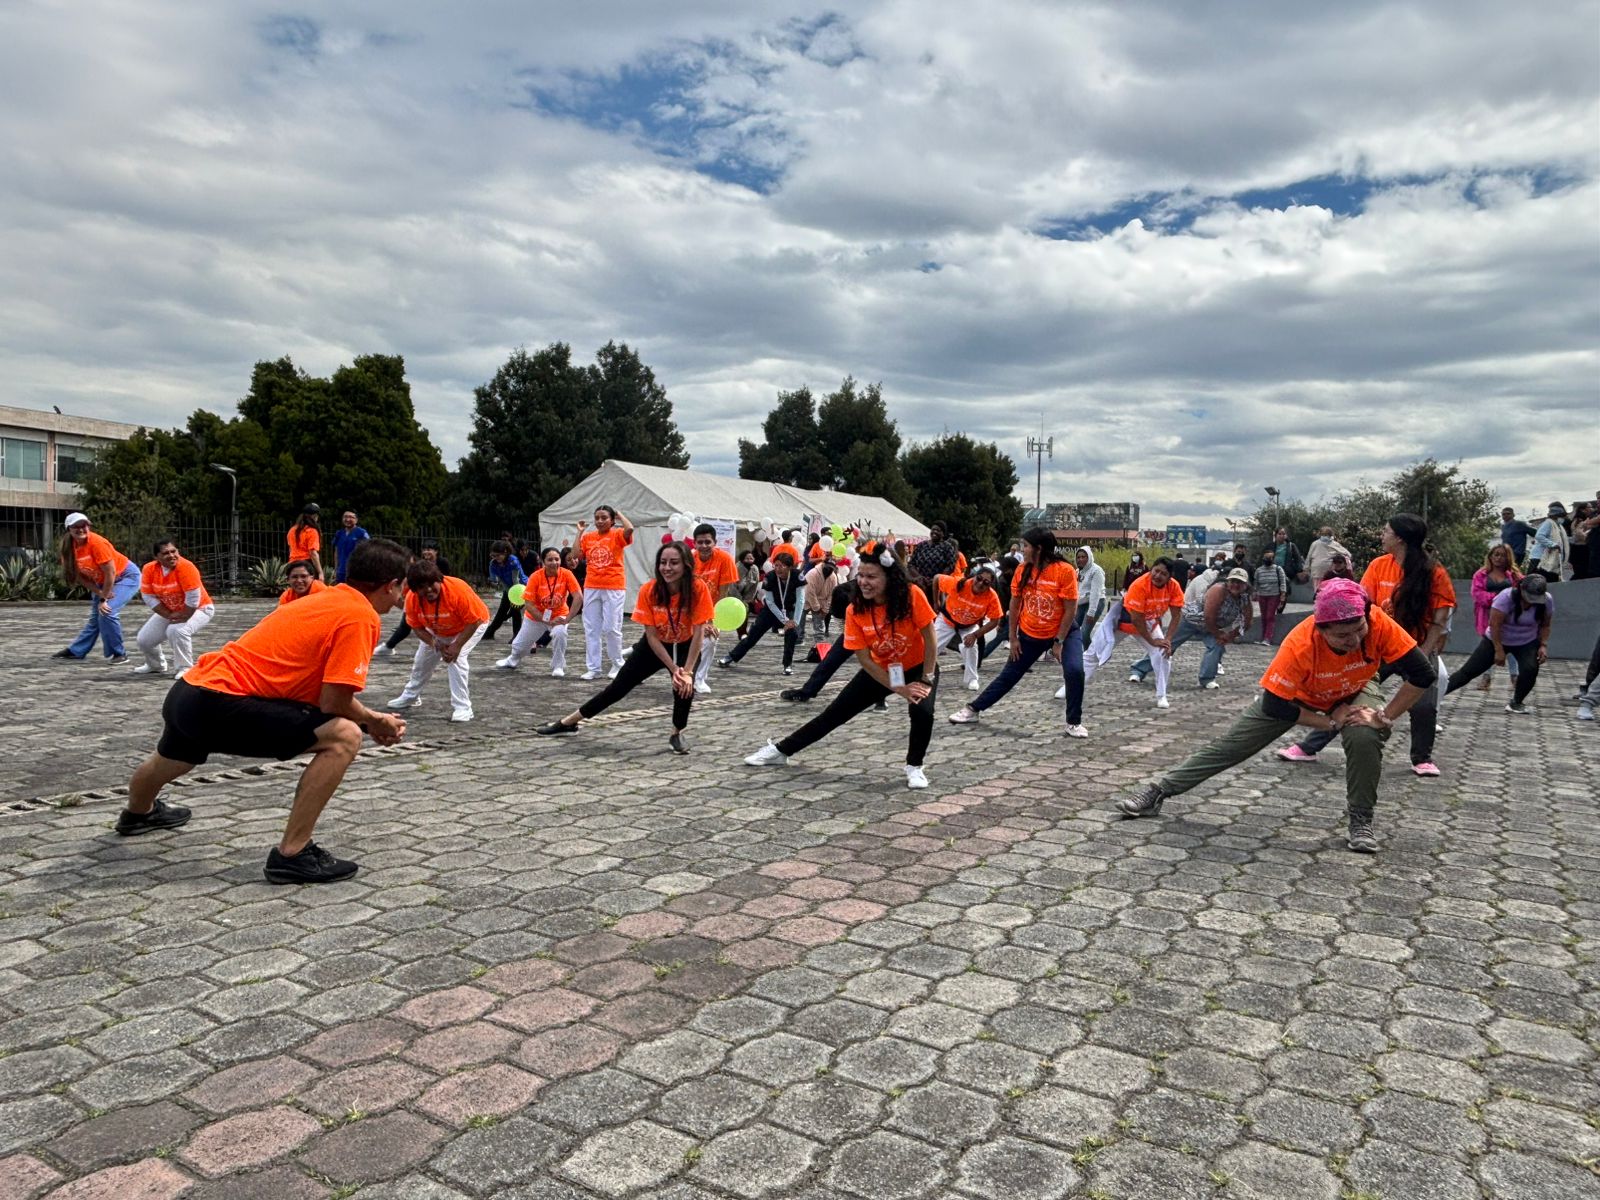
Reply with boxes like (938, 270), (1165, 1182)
(53, 512), (142, 663)
(119, 539), (411, 884)
(575, 505), (635, 680)
(387, 562), (491, 722)
(135, 538), (216, 675)
(286, 504), (323, 579)
(278, 560), (328, 606)
(690, 523), (740, 694)
(1085, 556), (1186, 709)
(1121, 579), (1436, 854)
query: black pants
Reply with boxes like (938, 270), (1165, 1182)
(726, 607), (799, 668)
(795, 637), (854, 698)
(579, 636), (694, 729)
(1446, 637), (1540, 705)
(777, 663), (937, 767)
(486, 592), (523, 638)
(385, 620), (411, 649)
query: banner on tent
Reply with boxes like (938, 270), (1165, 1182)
(711, 519), (737, 555)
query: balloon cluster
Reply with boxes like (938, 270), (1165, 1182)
(665, 512), (699, 537)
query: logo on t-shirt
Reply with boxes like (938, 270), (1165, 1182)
(588, 542), (615, 569)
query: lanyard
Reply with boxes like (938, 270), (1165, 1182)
(536, 572), (564, 610)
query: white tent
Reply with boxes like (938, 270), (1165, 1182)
(539, 460), (928, 605)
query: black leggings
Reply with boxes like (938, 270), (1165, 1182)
(1446, 637), (1541, 705)
(579, 637), (695, 729)
(796, 637), (854, 699)
(486, 592), (523, 638)
(385, 620), (411, 649)
(726, 606), (800, 668)
(776, 663), (937, 767)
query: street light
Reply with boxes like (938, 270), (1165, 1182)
(210, 463), (239, 589)
(1264, 485), (1280, 530)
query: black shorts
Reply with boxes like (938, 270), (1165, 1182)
(157, 680), (333, 766)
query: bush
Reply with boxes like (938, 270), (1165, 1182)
(249, 557), (288, 596)
(0, 557), (47, 601)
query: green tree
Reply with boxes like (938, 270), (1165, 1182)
(900, 433), (1024, 554)
(815, 378), (916, 508)
(737, 386), (832, 488)
(590, 341), (689, 468)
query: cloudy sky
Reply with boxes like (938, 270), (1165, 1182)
(3, 0), (1596, 527)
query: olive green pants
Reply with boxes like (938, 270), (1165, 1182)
(1157, 683), (1391, 817)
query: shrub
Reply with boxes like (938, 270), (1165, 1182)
(249, 557), (288, 596)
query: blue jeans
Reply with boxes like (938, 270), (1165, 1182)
(970, 629), (1084, 724)
(1131, 618), (1227, 684)
(68, 563), (141, 658)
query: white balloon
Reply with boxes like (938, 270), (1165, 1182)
(819, 535), (834, 552)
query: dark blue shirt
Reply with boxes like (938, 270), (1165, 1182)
(488, 556), (528, 588)
(1500, 519), (1536, 559)
(333, 525), (370, 582)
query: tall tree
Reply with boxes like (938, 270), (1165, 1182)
(816, 378), (916, 508)
(900, 434), (1024, 554)
(737, 386), (832, 488)
(590, 341), (689, 468)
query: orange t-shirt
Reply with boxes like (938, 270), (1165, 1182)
(633, 578), (714, 644)
(141, 557), (212, 613)
(72, 531), (130, 583)
(769, 543), (804, 569)
(405, 576), (491, 638)
(1121, 572), (1185, 624)
(1261, 605), (1417, 711)
(1010, 560), (1080, 639)
(580, 528), (631, 591)
(278, 579), (329, 606)
(954, 552), (968, 575)
(845, 587), (937, 671)
(937, 574), (1003, 628)
(286, 523), (321, 562)
(693, 548), (739, 593)
(184, 583), (380, 704)
(523, 568), (582, 620)
(808, 543), (826, 562)
(1360, 554), (1455, 637)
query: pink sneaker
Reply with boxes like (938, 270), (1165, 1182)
(1276, 745), (1318, 763)
(1411, 761), (1441, 777)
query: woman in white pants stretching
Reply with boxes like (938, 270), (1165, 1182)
(135, 539), (215, 677)
(931, 564), (1005, 691)
(495, 549), (583, 676)
(387, 561), (490, 722)
(576, 506), (634, 681)
(1084, 556), (1186, 710)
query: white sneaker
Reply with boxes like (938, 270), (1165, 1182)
(1156, 696), (1170, 709)
(948, 706), (979, 724)
(132, 663), (165, 675)
(173, 669), (187, 680)
(694, 681), (711, 695)
(387, 695), (422, 710)
(607, 665), (621, 679)
(1054, 684), (1066, 699)
(580, 670), (598, 681)
(783, 667), (793, 676)
(1216, 666), (1226, 676)
(1203, 681), (1220, 690)
(966, 680), (980, 691)
(494, 657), (518, 670)
(1128, 672), (1142, 683)
(904, 765), (929, 789)
(551, 667), (566, 678)
(1064, 723), (1089, 738)
(372, 644), (392, 658)
(450, 708), (474, 723)
(1578, 705), (1595, 721)
(744, 741), (788, 767)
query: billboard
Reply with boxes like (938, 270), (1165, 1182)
(1043, 502), (1140, 532)
(1166, 525), (1207, 546)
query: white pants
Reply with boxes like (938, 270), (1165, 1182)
(507, 618), (569, 673)
(397, 627), (487, 713)
(1086, 614), (1171, 699)
(583, 588), (625, 673)
(136, 606), (214, 672)
(932, 615), (980, 687)
(694, 627), (720, 688)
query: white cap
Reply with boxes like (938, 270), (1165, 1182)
(64, 512), (89, 529)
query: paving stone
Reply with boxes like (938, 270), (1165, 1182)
(1216, 1142), (1340, 1200)
(298, 1111), (447, 1185)
(297, 1060), (436, 1117)
(429, 1116), (571, 1192)
(884, 1080), (997, 1146)
(180, 1107), (322, 1177)
(1049, 1045), (1152, 1099)
(416, 1063), (543, 1125)
(655, 1074), (770, 1137)
(1476, 1150), (1600, 1200)
(834, 1037), (940, 1090)
(1087, 1140), (1218, 1200)
(725, 1032), (833, 1086)
(514, 1024), (625, 1078)
(955, 1136), (1079, 1200)
(36, 1158), (194, 1200)
(560, 1120), (692, 1197)
(183, 1165), (330, 1199)
(1010, 1086), (1118, 1147)
(0, 1095), (82, 1156)
(769, 1077), (883, 1141)
(940, 1040), (1043, 1096)
(689, 1125), (820, 1199)
(183, 1056), (319, 1115)
(45, 1102), (202, 1171)
(825, 1131), (948, 1199)
(70, 1050), (208, 1110)
(1341, 1139), (1481, 1200)
(532, 1068), (658, 1134)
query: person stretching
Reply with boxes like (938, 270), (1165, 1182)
(386, 561), (490, 723)
(51, 513), (142, 665)
(495, 548), (583, 676)
(135, 539), (215, 677)
(1119, 579), (1435, 853)
(720, 551), (803, 675)
(575, 505), (635, 680)
(1443, 574), (1552, 715)
(933, 563), (1007, 693)
(278, 560), (328, 606)
(483, 539), (529, 642)
(690, 524), (740, 695)
(1085, 555), (1185, 709)
(746, 542), (939, 788)
(537, 542), (711, 755)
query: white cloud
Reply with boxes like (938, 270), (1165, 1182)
(0, 0), (1595, 531)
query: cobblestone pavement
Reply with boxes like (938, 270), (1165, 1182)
(2, 600), (1597, 1199)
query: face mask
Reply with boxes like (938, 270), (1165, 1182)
(1319, 535), (1332, 543)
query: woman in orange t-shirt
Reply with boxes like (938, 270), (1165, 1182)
(135, 538), (216, 676)
(496, 548), (583, 677)
(745, 542), (940, 789)
(574, 505), (635, 680)
(53, 512), (142, 664)
(539, 542), (711, 754)
(286, 504), (323, 580)
(947, 529), (1087, 736)
(1084, 556), (1186, 709)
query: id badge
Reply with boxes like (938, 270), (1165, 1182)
(542, 609), (553, 622)
(888, 663), (906, 689)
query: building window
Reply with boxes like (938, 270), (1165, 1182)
(1, 437), (46, 481)
(56, 442), (96, 484)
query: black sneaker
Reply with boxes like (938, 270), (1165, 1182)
(1118, 783), (1166, 818)
(780, 689), (812, 702)
(1504, 702), (1530, 715)
(718, 657), (733, 668)
(50, 648), (81, 660)
(536, 719), (579, 736)
(115, 798), (192, 836)
(265, 842), (359, 884)
(668, 733), (690, 755)
(107, 654), (129, 666)
(1346, 812), (1378, 854)
(872, 699), (888, 711)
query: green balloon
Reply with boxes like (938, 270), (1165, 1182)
(507, 584), (526, 606)
(713, 597), (747, 631)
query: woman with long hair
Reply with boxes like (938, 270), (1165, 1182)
(1444, 574), (1552, 714)
(1468, 544), (1521, 692)
(947, 528), (1086, 736)
(574, 505), (635, 681)
(483, 539), (528, 642)
(745, 541), (939, 788)
(51, 513), (142, 664)
(286, 504), (323, 580)
(537, 542), (710, 754)
(1280, 512), (1454, 776)
(495, 548), (582, 676)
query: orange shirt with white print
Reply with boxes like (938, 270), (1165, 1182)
(633, 578), (714, 644)
(286, 524), (320, 562)
(523, 568), (582, 620)
(73, 531), (130, 583)
(141, 557), (212, 614)
(769, 542), (804, 568)
(1261, 605), (1417, 712)
(278, 579), (328, 607)
(937, 574), (1004, 628)
(693, 548), (739, 593)
(1120, 571), (1184, 628)
(1011, 559), (1079, 639)
(404, 576), (490, 638)
(1360, 554), (1455, 638)
(184, 583), (380, 705)
(580, 528), (632, 591)
(844, 587), (937, 671)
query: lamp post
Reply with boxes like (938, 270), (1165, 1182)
(1264, 485), (1280, 531)
(210, 464), (239, 589)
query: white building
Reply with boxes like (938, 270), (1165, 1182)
(0, 405), (145, 550)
